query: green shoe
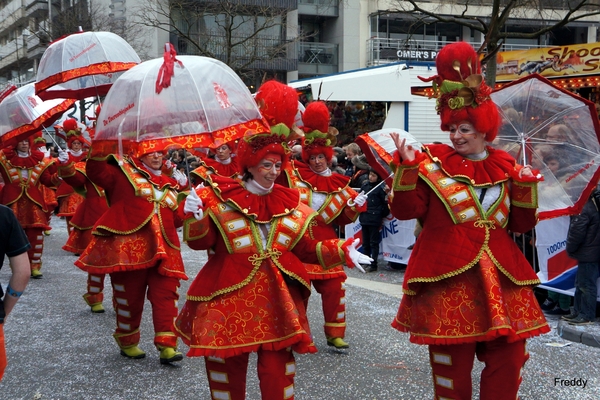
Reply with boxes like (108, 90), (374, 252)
(159, 347), (183, 365)
(120, 345), (146, 359)
(91, 304), (105, 313)
(31, 269), (43, 279)
(327, 337), (349, 349)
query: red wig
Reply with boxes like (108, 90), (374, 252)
(434, 42), (500, 141)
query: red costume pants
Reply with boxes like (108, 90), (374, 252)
(110, 266), (180, 350)
(312, 277), (346, 338)
(83, 273), (106, 307)
(25, 228), (44, 272)
(428, 337), (528, 400)
(205, 348), (296, 400)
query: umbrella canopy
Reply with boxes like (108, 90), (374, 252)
(490, 73), (600, 220)
(0, 83), (76, 146)
(91, 53), (269, 158)
(355, 127), (422, 183)
(35, 31), (140, 101)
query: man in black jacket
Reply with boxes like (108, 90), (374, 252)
(563, 189), (600, 325)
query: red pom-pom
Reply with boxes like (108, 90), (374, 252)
(63, 118), (79, 132)
(436, 42), (481, 82)
(302, 101), (329, 133)
(255, 80), (298, 129)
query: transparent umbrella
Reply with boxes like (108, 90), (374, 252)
(91, 45), (269, 159)
(490, 73), (600, 220)
(355, 127), (423, 183)
(35, 31), (140, 101)
(0, 83), (76, 146)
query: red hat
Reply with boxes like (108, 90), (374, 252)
(59, 118), (89, 148)
(300, 101), (336, 163)
(237, 80), (298, 172)
(425, 42), (500, 141)
(32, 131), (46, 147)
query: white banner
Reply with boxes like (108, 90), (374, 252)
(344, 215), (415, 265)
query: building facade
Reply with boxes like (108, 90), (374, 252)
(0, 0), (598, 90)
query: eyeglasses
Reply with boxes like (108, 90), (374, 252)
(449, 124), (478, 138)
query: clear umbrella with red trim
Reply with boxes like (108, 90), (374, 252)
(35, 30), (140, 101)
(490, 73), (600, 220)
(90, 44), (270, 159)
(0, 83), (76, 147)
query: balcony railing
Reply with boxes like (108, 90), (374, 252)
(298, 0), (338, 17)
(367, 38), (546, 66)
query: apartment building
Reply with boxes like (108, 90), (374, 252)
(1, 0), (598, 90)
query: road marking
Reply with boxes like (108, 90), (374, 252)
(346, 277), (403, 299)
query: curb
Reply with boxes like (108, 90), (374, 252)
(557, 320), (600, 348)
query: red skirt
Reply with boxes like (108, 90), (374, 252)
(75, 215), (186, 280)
(392, 253), (550, 345)
(175, 259), (316, 358)
(57, 192), (84, 217)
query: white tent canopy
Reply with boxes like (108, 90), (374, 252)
(288, 63), (413, 102)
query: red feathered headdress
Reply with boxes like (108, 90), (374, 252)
(237, 80), (298, 172)
(421, 42), (500, 141)
(56, 118), (90, 148)
(301, 101), (337, 163)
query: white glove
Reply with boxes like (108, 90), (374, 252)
(183, 188), (203, 220)
(348, 191), (368, 208)
(57, 149), (69, 164)
(347, 238), (372, 273)
(165, 160), (173, 169)
(41, 147), (51, 158)
(173, 168), (188, 186)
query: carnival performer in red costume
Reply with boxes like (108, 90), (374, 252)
(280, 100), (367, 349)
(55, 118), (87, 236)
(75, 148), (188, 364)
(32, 132), (58, 231)
(175, 80), (372, 400)
(192, 141), (240, 183)
(57, 147), (110, 313)
(0, 137), (57, 278)
(388, 42), (549, 400)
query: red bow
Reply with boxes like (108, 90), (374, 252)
(155, 43), (183, 94)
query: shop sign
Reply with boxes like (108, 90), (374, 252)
(495, 42), (600, 81)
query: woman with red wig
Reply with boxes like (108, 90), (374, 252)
(389, 42), (549, 399)
(175, 80), (371, 400)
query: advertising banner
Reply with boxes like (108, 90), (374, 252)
(344, 215), (415, 265)
(535, 216), (600, 299)
(495, 42), (600, 82)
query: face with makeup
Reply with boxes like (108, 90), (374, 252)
(308, 153), (328, 173)
(247, 153), (282, 187)
(70, 140), (83, 152)
(16, 140), (30, 153)
(140, 151), (164, 170)
(448, 121), (487, 157)
(214, 144), (231, 161)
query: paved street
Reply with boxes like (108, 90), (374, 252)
(1, 217), (600, 399)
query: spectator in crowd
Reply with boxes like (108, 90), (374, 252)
(358, 167), (390, 272)
(0, 204), (30, 381)
(562, 188), (600, 325)
(344, 143), (361, 177)
(350, 154), (369, 188)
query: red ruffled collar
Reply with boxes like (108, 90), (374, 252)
(202, 157), (240, 178)
(130, 157), (177, 189)
(3, 149), (44, 168)
(293, 161), (351, 193)
(209, 174), (301, 223)
(425, 144), (516, 186)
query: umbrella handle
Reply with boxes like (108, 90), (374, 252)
(43, 126), (64, 152)
(364, 172), (394, 197)
(117, 120), (125, 166)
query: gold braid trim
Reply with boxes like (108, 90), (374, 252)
(156, 207), (180, 250)
(271, 256), (311, 290)
(248, 249), (282, 266)
(94, 212), (153, 235)
(392, 164), (419, 191)
(394, 322), (549, 340)
(186, 261), (262, 302)
(404, 220), (541, 294)
(308, 219), (318, 240)
(210, 211), (235, 254)
(404, 219), (494, 291)
(181, 329), (309, 351)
